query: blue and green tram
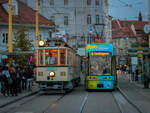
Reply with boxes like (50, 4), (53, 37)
(85, 43), (117, 90)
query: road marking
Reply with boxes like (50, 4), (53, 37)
(80, 93), (88, 113)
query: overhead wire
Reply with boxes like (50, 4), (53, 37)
(109, 0), (148, 20)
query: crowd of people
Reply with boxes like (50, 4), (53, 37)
(0, 65), (35, 97)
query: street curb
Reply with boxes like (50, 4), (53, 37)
(117, 86), (143, 113)
(0, 90), (40, 108)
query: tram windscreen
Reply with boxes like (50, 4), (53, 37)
(89, 52), (111, 75)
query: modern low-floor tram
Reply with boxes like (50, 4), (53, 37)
(85, 43), (117, 90)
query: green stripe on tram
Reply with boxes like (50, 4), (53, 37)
(36, 81), (69, 83)
(37, 65), (74, 67)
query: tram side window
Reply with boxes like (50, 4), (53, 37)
(45, 49), (58, 65)
(67, 50), (71, 65)
(38, 50), (43, 65)
(71, 51), (74, 65)
(60, 49), (66, 65)
(67, 50), (70, 65)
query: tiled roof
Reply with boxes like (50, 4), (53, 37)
(0, 0), (54, 27)
(0, 0), (8, 4)
(112, 20), (148, 39)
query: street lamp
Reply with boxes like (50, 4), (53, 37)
(92, 24), (105, 43)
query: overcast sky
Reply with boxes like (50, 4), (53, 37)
(108, 0), (148, 21)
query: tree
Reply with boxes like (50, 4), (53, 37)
(13, 26), (34, 66)
(131, 30), (148, 48)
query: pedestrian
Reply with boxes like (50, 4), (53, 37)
(26, 66), (34, 91)
(0, 67), (2, 95)
(135, 69), (139, 81)
(16, 66), (23, 93)
(9, 65), (18, 96)
(22, 66), (27, 90)
(33, 65), (36, 82)
(2, 66), (11, 96)
(143, 72), (149, 89)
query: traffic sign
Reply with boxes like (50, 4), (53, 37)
(89, 28), (93, 33)
(144, 24), (150, 34)
(137, 50), (143, 58)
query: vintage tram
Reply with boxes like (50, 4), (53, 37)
(36, 39), (81, 93)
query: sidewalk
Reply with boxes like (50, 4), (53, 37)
(0, 84), (40, 108)
(118, 74), (150, 113)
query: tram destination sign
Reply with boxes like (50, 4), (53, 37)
(91, 52), (110, 56)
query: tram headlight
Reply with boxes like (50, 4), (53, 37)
(49, 71), (55, 77)
(39, 40), (45, 46)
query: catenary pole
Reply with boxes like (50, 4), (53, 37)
(36, 0), (39, 66)
(149, 0), (150, 50)
(8, 0), (13, 67)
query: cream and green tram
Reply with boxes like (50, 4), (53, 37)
(36, 45), (81, 92)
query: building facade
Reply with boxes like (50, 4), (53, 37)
(21, 0), (110, 50)
(0, 0), (55, 64)
(112, 20), (148, 64)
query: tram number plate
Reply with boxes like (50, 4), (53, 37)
(97, 84), (103, 88)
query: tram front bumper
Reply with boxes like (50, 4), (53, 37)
(86, 80), (114, 89)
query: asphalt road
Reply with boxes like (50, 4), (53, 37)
(0, 83), (140, 113)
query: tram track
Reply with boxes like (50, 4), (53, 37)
(0, 91), (66, 113)
(41, 88), (89, 113)
(41, 94), (65, 113)
(112, 88), (142, 113)
(79, 93), (88, 113)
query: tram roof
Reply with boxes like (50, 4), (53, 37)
(38, 46), (76, 51)
(38, 46), (68, 49)
(86, 43), (114, 56)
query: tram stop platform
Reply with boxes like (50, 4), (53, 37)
(0, 83), (39, 108)
(118, 73), (150, 113)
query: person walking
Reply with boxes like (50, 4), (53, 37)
(9, 66), (18, 96)
(0, 67), (2, 95)
(22, 66), (28, 90)
(26, 66), (34, 91)
(143, 72), (149, 89)
(135, 68), (139, 81)
(16, 66), (23, 93)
